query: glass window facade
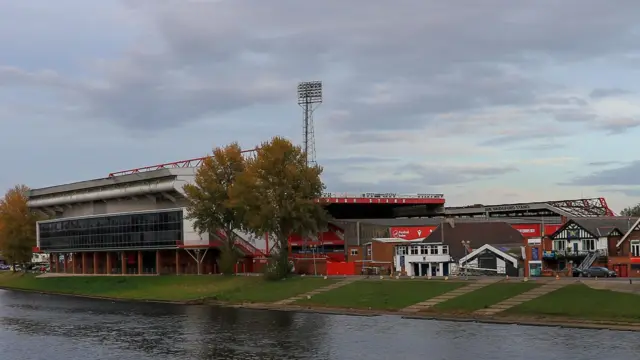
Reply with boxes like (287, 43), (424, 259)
(38, 210), (183, 251)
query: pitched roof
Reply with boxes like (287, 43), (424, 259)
(569, 217), (639, 237)
(424, 221), (524, 261)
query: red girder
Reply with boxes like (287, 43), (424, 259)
(546, 197), (615, 217)
(108, 148), (258, 177)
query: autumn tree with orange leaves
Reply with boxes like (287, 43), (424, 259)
(232, 137), (328, 279)
(183, 143), (247, 274)
(0, 185), (42, 269)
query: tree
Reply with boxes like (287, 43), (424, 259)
(183, 143), (246, 274)
(0, 185), (41, 271)
(232, 137), (328, 279)
(621, 203), (640, 217)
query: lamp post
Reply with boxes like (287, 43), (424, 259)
(461, 240), (471, 279)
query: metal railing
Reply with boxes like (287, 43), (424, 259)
(551, 248), (608, 258)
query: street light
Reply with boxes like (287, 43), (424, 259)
(461, 240), (471, 279)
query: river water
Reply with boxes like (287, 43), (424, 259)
(0, 289), (637, 360)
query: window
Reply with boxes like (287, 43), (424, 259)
(410, 246), (419, 255)
(38, 209), (183, 251)
(367, 247), (372, 256)
(582, 239), (595, 251)
(350, 249), (358, 256)
(430, 246), (437, 255)
(396, 246), (407, 255)
(553, 240), (566, 251)
(442, 246), (448, 255)
(420, 245), (428, 255)
(631, 241), (640, 257)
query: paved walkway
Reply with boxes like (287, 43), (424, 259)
(473, 281), (567, 316)
(581, 279), (640, 295)
(274, 277), (359, 305)
(400, 278), (501, 313)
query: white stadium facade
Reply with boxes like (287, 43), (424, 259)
(29, 168), (268, 275)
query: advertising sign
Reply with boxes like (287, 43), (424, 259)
(390, 226), (437, 240)
(511, 224), (541, 238)
(543, 224), (562, 236)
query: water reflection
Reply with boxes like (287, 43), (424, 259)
(0, 289), (638, 360)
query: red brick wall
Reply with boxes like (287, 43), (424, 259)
(371, 242), (395, 263)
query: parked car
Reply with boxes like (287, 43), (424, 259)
(582, 266), (617, 278)
(0, 264), (9, 271)
(572, 268), (583, 277)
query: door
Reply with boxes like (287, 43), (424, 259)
(431, 263), (437, 276)
(420, 263), (429, 277)
(573, 242), (579, 253)
(443, 263), (449, 276)
(412, 263), (419, 276)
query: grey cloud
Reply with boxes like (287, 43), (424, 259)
(564, 161), (640, 186)
(588, 161), (624, 167)
(596, 118), (640, 134)
(4, 0), (640, 133)
(323, 159), (518, 194)
(590, 88), (632, 98)
(601, 188), (640, 197)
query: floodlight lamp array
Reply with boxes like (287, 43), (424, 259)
(297, 81), (323, 104)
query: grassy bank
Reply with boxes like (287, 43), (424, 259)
(0, 272), (337, 303)
(432, 282), (540, 313)
(297, 280), (465, 310)
(505, 283), (640, 322)
(3, 273), (640, 327)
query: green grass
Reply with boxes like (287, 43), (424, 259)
(506, 284), (640, 321)
(433, 282), (540, 313)
(0, 273), (337, 303)
(297, 280), (465, 310)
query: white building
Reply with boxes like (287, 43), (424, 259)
(394, 242), (452, 276)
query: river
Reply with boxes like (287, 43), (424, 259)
(0, 289), (638, 360)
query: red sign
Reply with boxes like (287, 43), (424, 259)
(390, 226), (437, 240)
(544, 224), (562, 236)
(510, 224), (563, 238)
(511, 224), (541, 238)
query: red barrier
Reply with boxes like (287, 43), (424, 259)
(326, 261), (356, 275)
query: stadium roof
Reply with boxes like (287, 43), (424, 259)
(445, 198), (614, 218)
(337, 217), (563, 227)
(29, 168), (196, 198)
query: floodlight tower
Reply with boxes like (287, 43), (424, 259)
(297, 81), (323, 166)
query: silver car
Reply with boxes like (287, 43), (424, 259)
(583, 266), (617, 277)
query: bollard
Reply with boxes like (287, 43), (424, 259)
(323, 276), (327, 280)
(555, 274), (560, 280)
(523, 277), (528, 282)
(506, 275), (509, 280)
(395, 275), (400, 280)
(630, 279), (633, 285)
(411, 276), (415, 279)
(427, 276), (432, 280)
(380, 275), (384, 280)
(444, 276), (449, 281)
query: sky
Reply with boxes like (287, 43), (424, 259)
(1, 0), (640, 213)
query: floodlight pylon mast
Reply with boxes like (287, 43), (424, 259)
(297, 81), (323, 166)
